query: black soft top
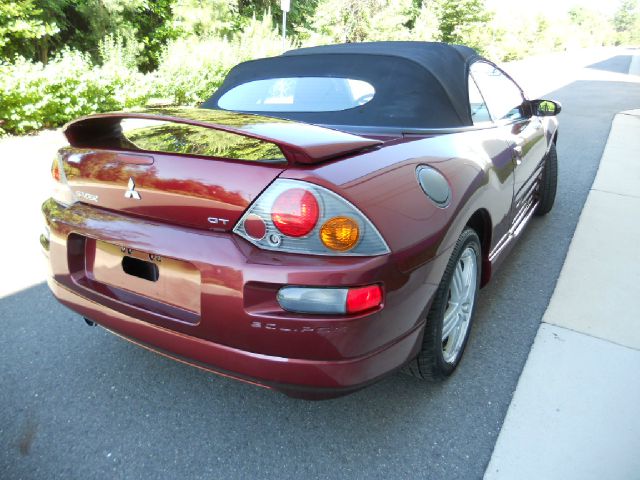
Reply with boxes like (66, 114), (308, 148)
(201, 41), (482, 129)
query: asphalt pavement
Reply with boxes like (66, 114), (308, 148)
(485, 105), (640, 479)
(2, 49), (640, 480)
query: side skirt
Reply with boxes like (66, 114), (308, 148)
(488, 195), (539, 267)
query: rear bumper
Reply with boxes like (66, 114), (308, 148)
(50, 278), (424, 396)
(43, 199), (444, 396)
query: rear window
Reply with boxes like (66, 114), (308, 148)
(217, 77), (375, 112)
(118, 119), (285, 163)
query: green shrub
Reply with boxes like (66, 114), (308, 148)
(0, 14), (288, 136)
(0, 48), (152, 135)
(153, 15), (290, 105)
(98, 31), (142, 71)
(152, 37), (236, 105)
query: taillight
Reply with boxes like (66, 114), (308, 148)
(346, 285), (383, 314)
(52, 159), (61, 182)
(271, 188), (319, 237)
(277, 284), (383, 315)
(51, 152), (76, 206)
(233, 179), (389, 256)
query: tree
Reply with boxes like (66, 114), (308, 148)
(435, 0), (492, 45)
(1, 0), (179, 70)
(171, 0), (236, 39)
(310, 0), (416, 43)
(121, 0), (179, 71)
(413, 3), (440, 41)
(0, 0), (61, 61)
(412, 0), (497, 56)
(613, 0), (640, 45)
(236, 0), (320, 39)
(568, 6), (614, 47)
(366, 0), (417, 41)
(68, 0), (180, 71)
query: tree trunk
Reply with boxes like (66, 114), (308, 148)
(38, 36), (49, 64)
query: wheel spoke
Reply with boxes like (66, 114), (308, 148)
(452, 319), (466, 354)
(452, 265), (464, 298)
(461, 253), (476, 303)
(442, 305), (459, 339)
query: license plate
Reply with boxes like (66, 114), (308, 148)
(85, 240), (201, 314)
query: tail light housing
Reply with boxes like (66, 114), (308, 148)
(233, 179), (389, 256)
(51, 152), (76, 206)
(277, 284), (383, 315)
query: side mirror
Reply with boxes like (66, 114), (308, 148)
(531, 99), (562, 117)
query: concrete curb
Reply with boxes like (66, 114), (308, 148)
(484, 65), (640, 478)
(541, 110), (640, 350)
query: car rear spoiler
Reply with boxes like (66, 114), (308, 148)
(62, 109), (383, 165)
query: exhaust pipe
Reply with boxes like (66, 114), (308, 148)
(83, 317), (96, 327)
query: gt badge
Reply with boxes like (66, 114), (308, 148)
(124, 177), (141, 200)
(208, 217), (230, 226)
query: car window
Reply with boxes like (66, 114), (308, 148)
(467, 75), (492, 124)
(217, 77), (375, 112)
(470, 62), (525, 122)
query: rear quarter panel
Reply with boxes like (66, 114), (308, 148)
(282, 129), (516, 284)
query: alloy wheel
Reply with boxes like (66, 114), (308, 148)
(441, 246), (477, 363)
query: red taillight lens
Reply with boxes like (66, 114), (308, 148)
(346, 285), (383, 314)
(271, 188), (319, 237)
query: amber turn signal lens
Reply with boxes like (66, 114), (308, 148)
(320, 216), (360, 251)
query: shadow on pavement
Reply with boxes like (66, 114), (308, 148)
(1, 281), (451, 479)
(586, 55), (633, 73)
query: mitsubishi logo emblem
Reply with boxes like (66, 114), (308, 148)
(124, 177), (141, 200)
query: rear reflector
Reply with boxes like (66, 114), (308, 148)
(244, 214), (267, 240)
(346, 285), (383, 314)
(277, 284), (383, 315)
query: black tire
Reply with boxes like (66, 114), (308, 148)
(535, 143), (558, 216)
(403, 228), (481, 381)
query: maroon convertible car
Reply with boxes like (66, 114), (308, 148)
(42, 42), (560, 398)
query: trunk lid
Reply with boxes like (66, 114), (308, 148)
(59, 108), (382, 231)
